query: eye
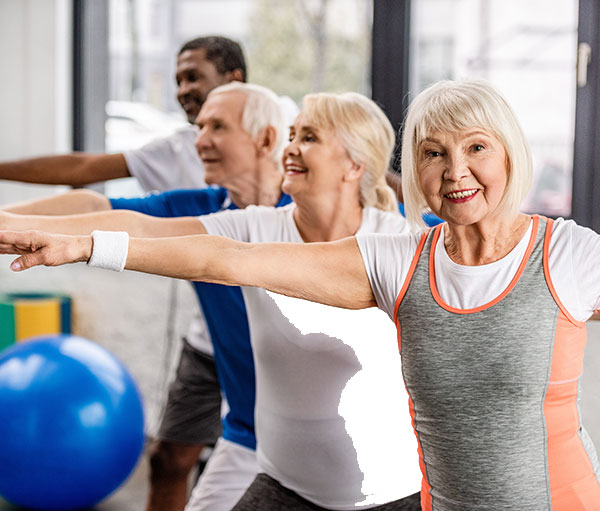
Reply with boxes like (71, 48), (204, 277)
(303, 133), (316, 142)
(425, 150), (443, 158)
(471, 144), (485, 152)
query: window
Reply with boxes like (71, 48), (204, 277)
(104, 0), (373, 197)
(410, 0), (579, 218)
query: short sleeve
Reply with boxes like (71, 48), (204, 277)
(549, 218), (600, 320)
(356, 232), (421, 320)
(109, 193), (171, 217)
(124, 126), (206, 193)
(110, 188), (227, 218)
(201, 208), (252, 242)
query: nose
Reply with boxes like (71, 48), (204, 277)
(177, 81), (191, 101)
(443, 152), (470, 182)
(283, 137), (299, 158)
(195, 126), (211, 153)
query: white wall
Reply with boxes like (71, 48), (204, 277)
(0, 0), (193, 436)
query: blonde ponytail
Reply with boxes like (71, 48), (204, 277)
(301, 92), (398, 213)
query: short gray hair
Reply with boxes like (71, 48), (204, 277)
(401, 80), (532, 228)
(208, 82), (287, 170)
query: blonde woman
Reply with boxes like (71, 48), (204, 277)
(0, 92), (421, 510)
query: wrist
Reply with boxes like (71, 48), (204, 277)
(87, 230), (129, 271)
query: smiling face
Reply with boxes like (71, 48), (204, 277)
(418, 128), (509, 226)
(176, 49), (232, 123)
(194, 91), (258, 187)
(282, 112), (357, 201)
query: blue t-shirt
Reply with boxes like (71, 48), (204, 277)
(110, 187), (292, 450)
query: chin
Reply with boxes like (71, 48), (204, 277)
(204, 171), (223, 186)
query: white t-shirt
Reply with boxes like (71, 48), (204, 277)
(202, 204), (421, 509)
(357, 217), (600, 323)
(124, 125), (207, 193)
(121, 94), (299, 356)
(123, 124), (210, 353)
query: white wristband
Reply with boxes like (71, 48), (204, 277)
(87, 230), (129, 272)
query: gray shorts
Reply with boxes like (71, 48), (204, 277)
(157, 338), (222, 445)
(232, 473), (422, 510)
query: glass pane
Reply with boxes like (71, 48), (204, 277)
(410, 0), (579, 217)
(106, 0), (373, 196)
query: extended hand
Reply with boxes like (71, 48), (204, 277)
(0, 230), (92, 271)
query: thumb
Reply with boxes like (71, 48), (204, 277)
(10, 250), (47, 272)
(10, 247), (51, 271)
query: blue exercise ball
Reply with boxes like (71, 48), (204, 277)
(0, 335), (145, 510)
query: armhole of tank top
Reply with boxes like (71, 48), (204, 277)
(428, 215), (540, 314)
(393, 228), (432, 321)
(542, 217), (585, 327)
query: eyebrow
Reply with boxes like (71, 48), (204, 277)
(196, 116), (225, 127)
(292, 124), (321, 135)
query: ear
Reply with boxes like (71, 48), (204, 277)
(343, 160), (365, 183)
(225, 69), (244, 83)
(255, 125), (278, 158)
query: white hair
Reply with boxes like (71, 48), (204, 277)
(208, 82), (287, 170)
(401, 79), (532, 229)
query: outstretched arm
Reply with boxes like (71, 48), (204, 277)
(0, 153), (130, 186)
(0, 231), (376, 310)
(0, 208), (206, 238)
(2, 189), (111, 215)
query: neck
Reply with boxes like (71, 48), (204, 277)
(443, 213), (531, 265)
(292, 188), (364, 242)
(227, 162), (284, 209)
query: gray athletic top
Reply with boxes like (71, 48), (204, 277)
(396, 216), (600, 510)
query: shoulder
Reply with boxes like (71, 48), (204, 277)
(158, 187), (227, 215)
(549, 216), (600, 259)
(240, 203), (295, 221)
(170, 124), (199, 142)
(360, 207), (410, 234)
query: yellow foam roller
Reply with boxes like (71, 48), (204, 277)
(0, 293), (71, 350)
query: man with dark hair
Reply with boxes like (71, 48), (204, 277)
(0, 36), (245, 190)
(178, 36), (247, 84)
(0, 35), (249, 511)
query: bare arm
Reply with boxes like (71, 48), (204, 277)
(0, 231), (376, 310)
(0, 209), (206, 238)
(0, 153), (130, 186)
(2, 189), (112, 215)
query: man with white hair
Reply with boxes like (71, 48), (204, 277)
(1, 82), (293, 510)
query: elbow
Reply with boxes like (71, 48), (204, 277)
(70, 189), (111, 213)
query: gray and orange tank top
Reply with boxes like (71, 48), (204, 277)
(395, 215), (600, 510)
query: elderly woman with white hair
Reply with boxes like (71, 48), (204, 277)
(0, 91), (422, 510)
(3, 80), (599, 510)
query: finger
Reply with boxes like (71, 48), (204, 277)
(0, 243), (34, 255)
(0, 230), (40, 251)
(10, 252), (45, 272)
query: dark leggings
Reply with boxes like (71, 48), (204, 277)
(232, 473), (421, 511)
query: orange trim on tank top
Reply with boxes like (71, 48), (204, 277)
(407, 386), (433, 510)
(428, 215), (540, 314)
(542, 217), (585, 328)
(393, 231), (433, 509)
(394, 229), (430, 320)
(394, 229), (430, 353)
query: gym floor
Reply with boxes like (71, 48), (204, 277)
(1, 323), (599, 511)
